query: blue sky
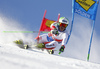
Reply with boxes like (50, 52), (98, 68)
(0, 0), (72, 31)
(0, 0), (99, 35)
(0, 0), (100, 63)
(0, 0), (99, 32)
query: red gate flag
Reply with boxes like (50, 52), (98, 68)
(40, 18), (56, 32)
(37, 10), (60, 37)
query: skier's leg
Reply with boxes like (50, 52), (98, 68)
(35, 34), (49, 48)
(45, 41), (58, 49)
(36, 34), (48, 43)
(45, 41), (58, 54)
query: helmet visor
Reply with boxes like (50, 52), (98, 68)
(59, 23), (68, 28)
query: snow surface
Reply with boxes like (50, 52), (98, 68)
(0, 44), (100, 69)
(0, 14), (100, 69)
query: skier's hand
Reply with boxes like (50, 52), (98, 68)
(52, 28), (59, 35)
(59, 45), (65, 52)
(35, 36), (41, 43)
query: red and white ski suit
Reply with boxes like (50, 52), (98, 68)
(38, 22), (69, 49)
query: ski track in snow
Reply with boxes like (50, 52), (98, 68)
(0, 44), (100, 69)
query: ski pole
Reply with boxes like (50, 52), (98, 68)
(58, 51), (61, 55)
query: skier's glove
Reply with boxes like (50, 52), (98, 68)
(59, 45), (65, 52)
(52, 29), (59, 35)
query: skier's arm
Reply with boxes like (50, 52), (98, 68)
(59, 33), (68, 52)
(50, 22), (59, 35)
(62, 33), (68, 46)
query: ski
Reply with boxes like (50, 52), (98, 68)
(13, 40), (55, 54)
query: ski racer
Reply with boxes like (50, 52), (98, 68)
(36, 17), (69, 53)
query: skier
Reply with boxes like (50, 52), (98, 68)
(36, 17), (69, 53)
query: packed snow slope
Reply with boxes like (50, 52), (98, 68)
(0, 15), (100, 69)
(0, 44), (100, 69)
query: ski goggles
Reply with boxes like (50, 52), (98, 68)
(59, 23), (68, 28)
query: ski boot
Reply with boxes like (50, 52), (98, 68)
(36, 43), (45, 48)
(35, 43), (45, 51)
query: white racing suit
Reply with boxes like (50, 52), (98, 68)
(38, 22), (69, 49)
